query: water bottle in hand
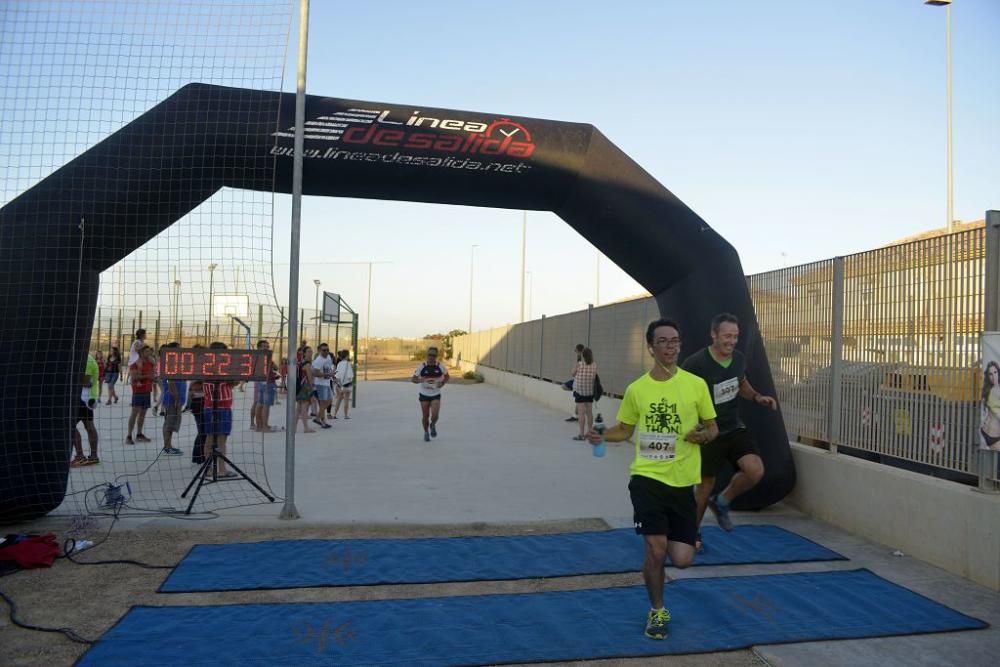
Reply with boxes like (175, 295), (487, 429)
(592, 413), (606, 457)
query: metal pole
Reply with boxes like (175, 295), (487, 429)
(314, 280), (321, 343)
(595, 251), (601, 306)
(587, 303), (593, 348)
(96, 307), (102, 355)
(207, 264), (216, 343)
(539, 314), (546, 379)
(979, 211), (1000, 491)
(828, 257), (845, 454)
(364, 262), (373, 380)
(277, 307), (285, 383)
(280, 0), (309, 521)
(468, 244), (478, 332)
(520, 211), (526, 323)
(946, 3), (953, 233)
(352, 312), (359, 408)
(527, 271), (533, 319)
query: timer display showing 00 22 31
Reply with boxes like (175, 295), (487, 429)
(158, 348), (271, 381)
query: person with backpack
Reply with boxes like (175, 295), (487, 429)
(571, 347), (598, 441)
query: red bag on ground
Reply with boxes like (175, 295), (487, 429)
(0, 533), (60, 569)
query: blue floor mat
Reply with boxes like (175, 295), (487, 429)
(159, 524), (845, 592)
(80, 569), (986, 666)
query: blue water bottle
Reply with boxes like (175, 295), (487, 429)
(593, 413), (606, 458)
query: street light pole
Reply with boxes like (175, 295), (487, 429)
(925, 0), (954, 233)
(595, 251), (601, 307)
(313, 278), (321, 342)
(173, 278), (181, 341)
(468, 244), (479, 332)
(520, 211), (526, 323)
(365, 262), (373, 380)
(526, 270), (533, 320)
(207, 263), (218, 343)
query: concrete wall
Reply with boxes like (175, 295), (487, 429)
(464, 361), (1000, 591)
(787, 443), (1000, 591)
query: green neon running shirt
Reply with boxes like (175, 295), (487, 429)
(617, 370), (716, 488)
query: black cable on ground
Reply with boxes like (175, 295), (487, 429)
(0, 574), (94, 645)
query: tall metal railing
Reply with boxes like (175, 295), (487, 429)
(454, 220), (999, 487)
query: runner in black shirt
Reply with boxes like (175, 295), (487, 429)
(682, 313), (777, 547)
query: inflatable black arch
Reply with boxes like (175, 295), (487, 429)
(0, 84), (794, 520)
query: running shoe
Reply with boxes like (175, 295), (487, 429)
(423, 432), (431, 442)
(430, 424), (437, 438)
(136, 434), (152, 443)
(125, 436), (135, 445)
(708, 494), (734, 531)
(565, 416), (579, 422)
(162, 447), (183, 456)
(644, 608), (670, 640)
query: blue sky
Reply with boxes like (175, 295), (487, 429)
(272, 0), (999, 337)
(3, 1), (997, 339)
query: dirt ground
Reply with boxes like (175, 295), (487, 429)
(1, 518), (766, 667)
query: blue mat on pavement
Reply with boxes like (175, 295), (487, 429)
(159, 524), (845, 592)
(80, 569), (987, 666)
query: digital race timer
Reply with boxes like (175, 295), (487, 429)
(158, 348), (272, 381)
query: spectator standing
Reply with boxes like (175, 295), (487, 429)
(104, 346), (121, 404)
(564, 343), (585, 422)
(126, 345), (155, 444)
(295, 346), (317, 433)
(571, 347), (597, 441)
(332, 349), (354, 419)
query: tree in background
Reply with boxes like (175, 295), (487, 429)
(442, 329), (466, 360)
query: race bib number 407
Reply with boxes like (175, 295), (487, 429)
(639, 432), (677, 461)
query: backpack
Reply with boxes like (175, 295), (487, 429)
(593, 374), (604, 402)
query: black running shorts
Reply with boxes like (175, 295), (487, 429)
(628, 474), (697, 546)
(700, 428), (759, 478)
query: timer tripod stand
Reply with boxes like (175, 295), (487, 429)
(181, 440), (275, 514)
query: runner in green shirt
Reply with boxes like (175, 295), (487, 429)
(588, 318), (718, 640)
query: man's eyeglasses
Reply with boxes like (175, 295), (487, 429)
(653, 338), (682, 349)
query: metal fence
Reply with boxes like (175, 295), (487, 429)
(90, 304), (357, 367)
(455, 220), (1000, 486)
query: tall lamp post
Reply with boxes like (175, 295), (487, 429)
(520, 211), (527, 322)
(173, 278), (181, 341)
(468, 244), (479, 333)
(595, 251), (601, 307)
(207, 263), (218, 343)
(313, 278), (322, 342)
(925, 0), (954, 233)
(526, 270), (533, 320)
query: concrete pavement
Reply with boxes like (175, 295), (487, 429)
(38, 380), (1000, 665)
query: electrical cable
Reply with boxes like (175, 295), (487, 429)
(0, 576), (94, 645)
